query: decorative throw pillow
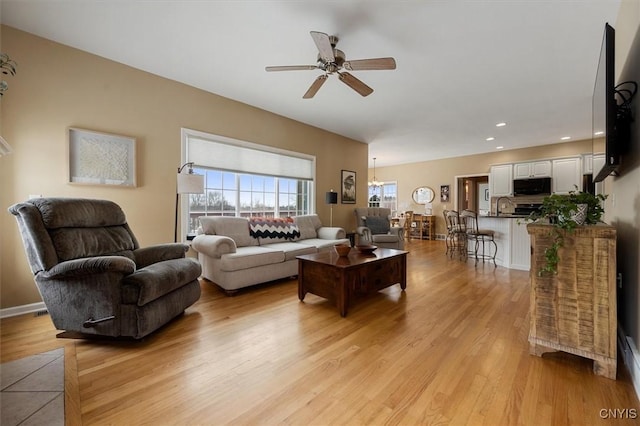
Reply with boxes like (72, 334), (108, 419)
(249, 217), (301, 242)
(293, 215), (318, 240)
(365, 215), (390, 235)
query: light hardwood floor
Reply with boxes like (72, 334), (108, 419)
(2, 240), (638, 425)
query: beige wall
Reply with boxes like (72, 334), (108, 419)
(0, 26), (368, 309)
(613, 0), (640, 354)
(371, 139), (592, 235)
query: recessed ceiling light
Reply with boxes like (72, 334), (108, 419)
(496, 122), (507, 127)
(496, 146), (504, 150)
(486, 137), (495, 141)
(561, 136), (571, 140)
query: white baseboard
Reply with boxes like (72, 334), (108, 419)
(0, 302), (47, 319)
(618, 327), (640, 400)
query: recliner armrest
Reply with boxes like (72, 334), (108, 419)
(389, 227), (404, 238)
(356, 226), (372, 242)
(40, 256), (136, 279)
(191, 235), (237, 258)
(134, 243), (188, 268)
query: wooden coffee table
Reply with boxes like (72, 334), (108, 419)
(297, 247), (408, 317)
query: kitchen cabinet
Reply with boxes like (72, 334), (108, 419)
(513, 160), (552, 179)
(552, 157), (581, 194)
(582, 154), (593, 174)
(490, 164), (513, 197)
(582, 153), (605, 176)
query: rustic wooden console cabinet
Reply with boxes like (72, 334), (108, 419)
(527, 223), (617, 379)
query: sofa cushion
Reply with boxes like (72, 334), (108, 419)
(219, 246), (285, 272)
(258, 241), (316, 261)
(293, 215), (322, 240)
(199, 216), (254, 247)
(365, 215), (390, 235)
(249, 217), (301, 243)
(297, 238), (350, 251)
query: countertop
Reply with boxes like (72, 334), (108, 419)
(480, 214), (531, 219)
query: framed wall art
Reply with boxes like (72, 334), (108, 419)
(68, 127), (137, 187)
(440, 185), (450, 203)
(341, 170), (356, 204)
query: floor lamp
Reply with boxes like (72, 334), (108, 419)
(325, 190), (338, 227)
(175, 162), (205, 242)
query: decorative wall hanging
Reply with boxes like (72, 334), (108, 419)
(440, 185), (450, 203)
(341, 170), (356, 204)
(68, 127), (136, 187)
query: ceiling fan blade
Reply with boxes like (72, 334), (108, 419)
(310, 31), (335, 63)
(265, 65), (318, 72)
(343, 57), (397, 71)
(338, 72), (373, 97)
(303, 75), (328, 99)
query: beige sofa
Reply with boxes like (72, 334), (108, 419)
(192, 214), (349, 294)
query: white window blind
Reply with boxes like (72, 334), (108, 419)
(186, 133), (314, 180)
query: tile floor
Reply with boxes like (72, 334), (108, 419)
(0, 348), (64, 426)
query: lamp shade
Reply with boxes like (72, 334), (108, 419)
(177, 173), (204, 194)
(325, 191), (338, 204)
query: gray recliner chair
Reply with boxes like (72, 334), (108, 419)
(354, 207), (404, 250)
(8, 197), (202, 339)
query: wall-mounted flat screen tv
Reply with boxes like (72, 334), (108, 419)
(592, 23), (618, 183)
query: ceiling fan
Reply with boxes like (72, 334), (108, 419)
(265, 31), (396, 99)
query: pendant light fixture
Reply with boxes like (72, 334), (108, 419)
(368, 157), (382, 187)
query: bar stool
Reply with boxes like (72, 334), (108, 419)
(445, 210), (467, 260)
(443, 209), (452, 254)
(461, 209), (497, 266)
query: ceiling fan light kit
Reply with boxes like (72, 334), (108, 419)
(266, 31), (396, 99)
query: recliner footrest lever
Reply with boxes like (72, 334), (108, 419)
(83, 316), (116, 328)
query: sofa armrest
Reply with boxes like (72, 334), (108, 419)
(40, 256), (136, 280)
(316, 227), (346, 240)
(192, 235), (237, 258)
(134, 243), (188, 268)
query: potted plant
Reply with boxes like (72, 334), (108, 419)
(525, 188), (607, 275)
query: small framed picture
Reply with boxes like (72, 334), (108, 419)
(440, 185), (450, 203)
(68, 127), (137, 187)
(341, 170), (356, 204)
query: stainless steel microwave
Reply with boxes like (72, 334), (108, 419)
(513, 177), (552, 196)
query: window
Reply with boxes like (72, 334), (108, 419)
(368, 182), (398, 212)
(181, 129), (315, 236)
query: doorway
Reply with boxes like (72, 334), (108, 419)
(456, 175), (489, 214)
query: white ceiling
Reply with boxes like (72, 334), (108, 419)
(1, 0), (621, 167)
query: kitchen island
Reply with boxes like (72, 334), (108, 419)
(477, 215), (531, 270)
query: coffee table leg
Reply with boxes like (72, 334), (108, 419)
(338, 273), (348, 317)
(298, 261), (306, 301)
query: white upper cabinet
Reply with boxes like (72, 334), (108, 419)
(490, 164), (513, 197)
(552, 157), (582, 194)
(582, 154), (593, 174)
(513, 160), (552, 179)
(592, 153), (606, 177)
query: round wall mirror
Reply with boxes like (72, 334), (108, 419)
(412, 186), (435, 204)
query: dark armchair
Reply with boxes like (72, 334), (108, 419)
(8, 198), (201, 339)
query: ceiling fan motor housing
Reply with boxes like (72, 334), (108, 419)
(317, 48), (345, 73)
